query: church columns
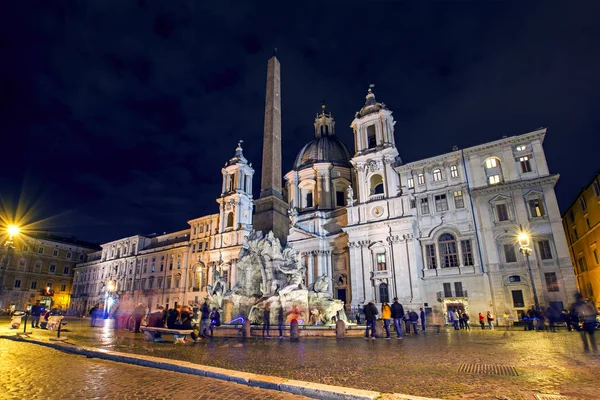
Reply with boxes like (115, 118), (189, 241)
(230, 258), (237, 287)
(307, 252), (315, 285)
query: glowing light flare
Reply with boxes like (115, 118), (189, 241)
(517, 231), (530, 248)
(7, 224), (20, 237)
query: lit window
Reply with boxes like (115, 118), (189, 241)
(504, 244), (517, 263)
(519, 156), (532, 173)
(420, 198), (430, 214)
(454, 191), (464, 209)
(544, 272), (559, 292)
(425, 244), (437, 269)
(435, 194), (448, 212)
(485, 158), (498, 169)
(516, 144), (526, 151)
(438, 233), (459, 268)
(376, 253), (386, 271)
(488, 174), (501, 185)
(450, 165), (459, 178)
(418, 173), (425, 185)
(528, 198), (545, 218)
(538, 240), (553, 260)
(407, 178), (414, 189)
(432, 169), (442, 181)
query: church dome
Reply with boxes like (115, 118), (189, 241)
(293, 105), (352, 170)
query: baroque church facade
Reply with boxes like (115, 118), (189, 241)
(71, 54), (576, 325)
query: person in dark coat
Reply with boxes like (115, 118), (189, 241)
(210, 307), (221, 337)
(166, 306), (181, 329)
(89, 304), (99, 327)
(391, 297), (405, 339)
(363, 300), (378, 339)
(132, 303), (147, 333)
(277, 306), (285, 338)
(262, 303), (271, 338)
(200, 299), (211, 337)
(146, 306), (166, 341)
(571, 293), (598, 353)
(409, 310), (419, 334)
(31, 301), (42, 328)
(180, 306), (199, 342)
(420, 307), (426, 331)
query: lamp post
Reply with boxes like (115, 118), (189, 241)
(518, 225), (540, 313)
(0, 225), (20, 306)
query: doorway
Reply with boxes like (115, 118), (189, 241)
(337, 289), (347, 305)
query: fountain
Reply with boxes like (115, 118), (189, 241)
(206, 231), (348, 327)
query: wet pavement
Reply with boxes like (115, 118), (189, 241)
(0, 338), (309, 399)
(2, 317), (599, 399)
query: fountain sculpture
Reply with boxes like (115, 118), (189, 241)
(206, 231), (348, 326)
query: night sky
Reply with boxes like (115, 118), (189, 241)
(1, 1), (599, 244)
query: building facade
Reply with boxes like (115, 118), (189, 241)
(0, 233), (98, 313)
(562, 172), (600, 308)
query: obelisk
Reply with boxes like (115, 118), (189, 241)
(253, 51), (290, 244)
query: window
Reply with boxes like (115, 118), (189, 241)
(580, 197), (587, 211)
(49, 264), (56, 273)
(370, 174), (384, 195)
(38, 247), (44, 254)
(79, 254), (85, 261)
(443, 282), (452, 297)
(367, 125), (377, 148)
(573, 228), (578, 241)
(545, 272), (559, 292)
(228, 174), (235, 191)
(376, 253), (386, 271)
(410, 199), (416, 209)
(593, 249), (599, 264)
(504, 244), (517, 263)
(306, 192), (314, 207)
(222, 270), (229, 287)
(528, 199), (545, 217)
(169, 262), (173, 271)
(568, 210), (574, 223)
(14, 279), (21, 288)
(538, 240), (552, 260)
(509, 275), (521, 283)
(519, 156), (532, 173)
(432, 169), (442, 181)
(512, 290), (525, 308)
(485, 158), (498, 169)
(420, 198), (430, 215)
(488, 174), (501, 185)
(160, 263), (164, 272)
(454, 282), (464, 297)
(379, 283), (389, 303)
(461, 240), (474, 266)
(418, 173), (425, 185)
(593, 180), (600, 197)
(496, 203), (509, 222)
(52, 249), (59, 257)
(60, 284), (67, 292)
(578, 257), (587, 273)
(516, 144), (526, 152)
(439, 233), (459, 268)
(66, 251), (72, 259)
(586, 218), (591, 229)
(407, 178), (414, 189)
(425, 244), (437, 269)
(226, 212), (234, 228)
(336, 190), (345, 207)
(31, 281), (38, 289)
(454, 191), (464, 209)
(192, 244), (196, 253)
(434, 194), (448, 212)
(450, 165), (459, 178)
(63, 266), (70, 274)
(157, 277), (163, 289)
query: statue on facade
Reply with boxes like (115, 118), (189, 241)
(346, 186), (355, 206)
(288, 206), (299, 226)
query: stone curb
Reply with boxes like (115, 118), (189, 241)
(1, 335), (439, 400)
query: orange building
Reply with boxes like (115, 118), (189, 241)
(562, 172), (600, 307)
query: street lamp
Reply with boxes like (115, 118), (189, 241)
(518, 225), (540, 313)
(1, 224), (20, 301)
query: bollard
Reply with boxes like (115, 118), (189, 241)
(23, 313), (28, 334)
(50, 322), (68, 341)
(241, 319), (251, 338)
(336, 319), (345, 339)
(375, 320), (383, 338)
(290, 320), (299, 341)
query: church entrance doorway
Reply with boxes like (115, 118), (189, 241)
(336, 289), (347, 305)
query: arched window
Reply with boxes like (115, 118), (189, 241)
(379, 283), (389, 303)
(432, 169), (442, 181)
(370, 174), (384, 195)
(438, 233), (459, 268)
(226, 212), (234, 228)
(367, 125), (377, 148)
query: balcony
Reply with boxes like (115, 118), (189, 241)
(370, 270), (391, 280)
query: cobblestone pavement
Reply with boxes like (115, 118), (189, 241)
(0, 338), (309, 400)
(3, 317), (599, 400)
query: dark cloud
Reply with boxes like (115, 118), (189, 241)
(0, 1), (598, 243)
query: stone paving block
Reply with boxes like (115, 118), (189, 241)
(280, 379), (381, 400)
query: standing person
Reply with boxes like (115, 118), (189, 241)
(547, 307), (557, 332)
(452, 310), (460, 330)
(200, 298), (211, 337)
(391, 297), (405, 339)
(571, 293), (598, 353)
(463, 312), (471, 331)
(381, 301), (392, 339)
(262, 303), (271, 338)
(562, 309), (573, 332)
(458, 311), (465, 330)
(209, 307), (221, 337)
(478, 312), (485, 330)
(363, 300), (378, 339)
(486, 311), (494, 330)
(277, 305), (285, 339)
(409, 309), (419, 334)
(30, 301), (42, 329)
(89, 304), (99, 327)
(133, 303), (147, 333)
(420, 307), (426, 332)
